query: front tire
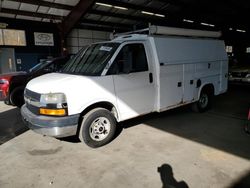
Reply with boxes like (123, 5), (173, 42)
(79, 108), (117, 148)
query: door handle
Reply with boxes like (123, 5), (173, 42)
(149, 73), (153, 83)
(177, 82), (182, 87)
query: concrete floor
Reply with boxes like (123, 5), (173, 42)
(0, 85), (249, 188)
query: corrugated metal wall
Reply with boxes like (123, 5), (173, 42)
(67, 29), (111, 54)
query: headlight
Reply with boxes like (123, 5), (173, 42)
(40, 93), (67, 104)
(39, 93), (67, 116)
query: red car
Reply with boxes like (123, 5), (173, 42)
(0, 56), (69, 107)
(0, 74), (12, 103)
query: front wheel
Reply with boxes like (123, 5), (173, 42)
(192, 91), (212, 112)
(79, 108), (117, 148)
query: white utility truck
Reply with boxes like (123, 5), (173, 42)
(21, 26), (228, 148)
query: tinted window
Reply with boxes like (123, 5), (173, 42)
(107, 43), (148, 75)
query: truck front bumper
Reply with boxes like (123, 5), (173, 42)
(21, 104), (80, 138)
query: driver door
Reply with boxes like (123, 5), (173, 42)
(107, 42), (155, 121)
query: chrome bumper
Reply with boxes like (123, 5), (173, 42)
(21, 104), (80, 138)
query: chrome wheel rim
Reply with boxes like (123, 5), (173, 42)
(199, 93), (208, 109)
(89, 117), (111, 141)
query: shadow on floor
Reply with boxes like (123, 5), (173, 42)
(57, 136), (81, 143)
(119, 85), (250, 160)
(0, 107), (28, 145)
(158, 163), (189, 188)
(229, 171), (250, 188)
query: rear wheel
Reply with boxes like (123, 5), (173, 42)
(192, 90), (212, 112)
(10, 87), (24, 108)
(79, 108), (116, 148)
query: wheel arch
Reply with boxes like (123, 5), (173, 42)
(76, 101), (119, 136)
(198, 83), (215, 99)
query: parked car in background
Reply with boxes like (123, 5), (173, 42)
(228, 66), (250, 84)
(0, 56), (69, 107)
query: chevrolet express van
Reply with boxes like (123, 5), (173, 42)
(21, 26), (228, 148)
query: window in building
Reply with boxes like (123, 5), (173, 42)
(226, 46), (233, 53)
(3, 29), (26, 46)
(246, 47), (250, 53)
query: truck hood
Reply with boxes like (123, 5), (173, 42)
(26, 73), (115, 115)
(26, 73), (94, 94)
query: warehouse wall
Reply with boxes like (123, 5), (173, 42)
(66, 29), (111, 54)
(0, 17), (61, 71)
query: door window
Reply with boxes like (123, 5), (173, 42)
(108, 43), (148, 75)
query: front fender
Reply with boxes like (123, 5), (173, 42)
(77, 100), (121, 122)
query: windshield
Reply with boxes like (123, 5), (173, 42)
(61, 42), (119, 76)
(28, 60), (51, 73)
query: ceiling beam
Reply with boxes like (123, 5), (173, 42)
(77, 23), (129, 32)
(0, 8), (64, 20)
(89, 9), (142, 21)
(81, 19), (133, 30)
(60, 0), (95, 37)
(7, 0), (73, 10)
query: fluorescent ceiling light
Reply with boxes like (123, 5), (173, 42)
(96, 2), (112, 7)
(155, 14), (165, 18)
(236, 29), (246, 33)
(141, 11), (154, 15)
(141, 11), (165, 17)
(114, 6), (128, 10)
(183, 19), (194, 23)
(96, 2), (128, 10)
(201, 22), (215, 27)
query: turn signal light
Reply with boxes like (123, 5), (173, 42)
(39, 108), (66, 116)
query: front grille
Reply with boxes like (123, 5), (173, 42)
(24, 89), (41, 115)
(24, 89), (41, 101)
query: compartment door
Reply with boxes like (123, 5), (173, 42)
(183, 64), (195, 102)
(159, 64), (183, 109)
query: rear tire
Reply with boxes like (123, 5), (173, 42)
(10, 87), (24, 108)
(192, 90), (212, 112)
(79, 108), (117, 148)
